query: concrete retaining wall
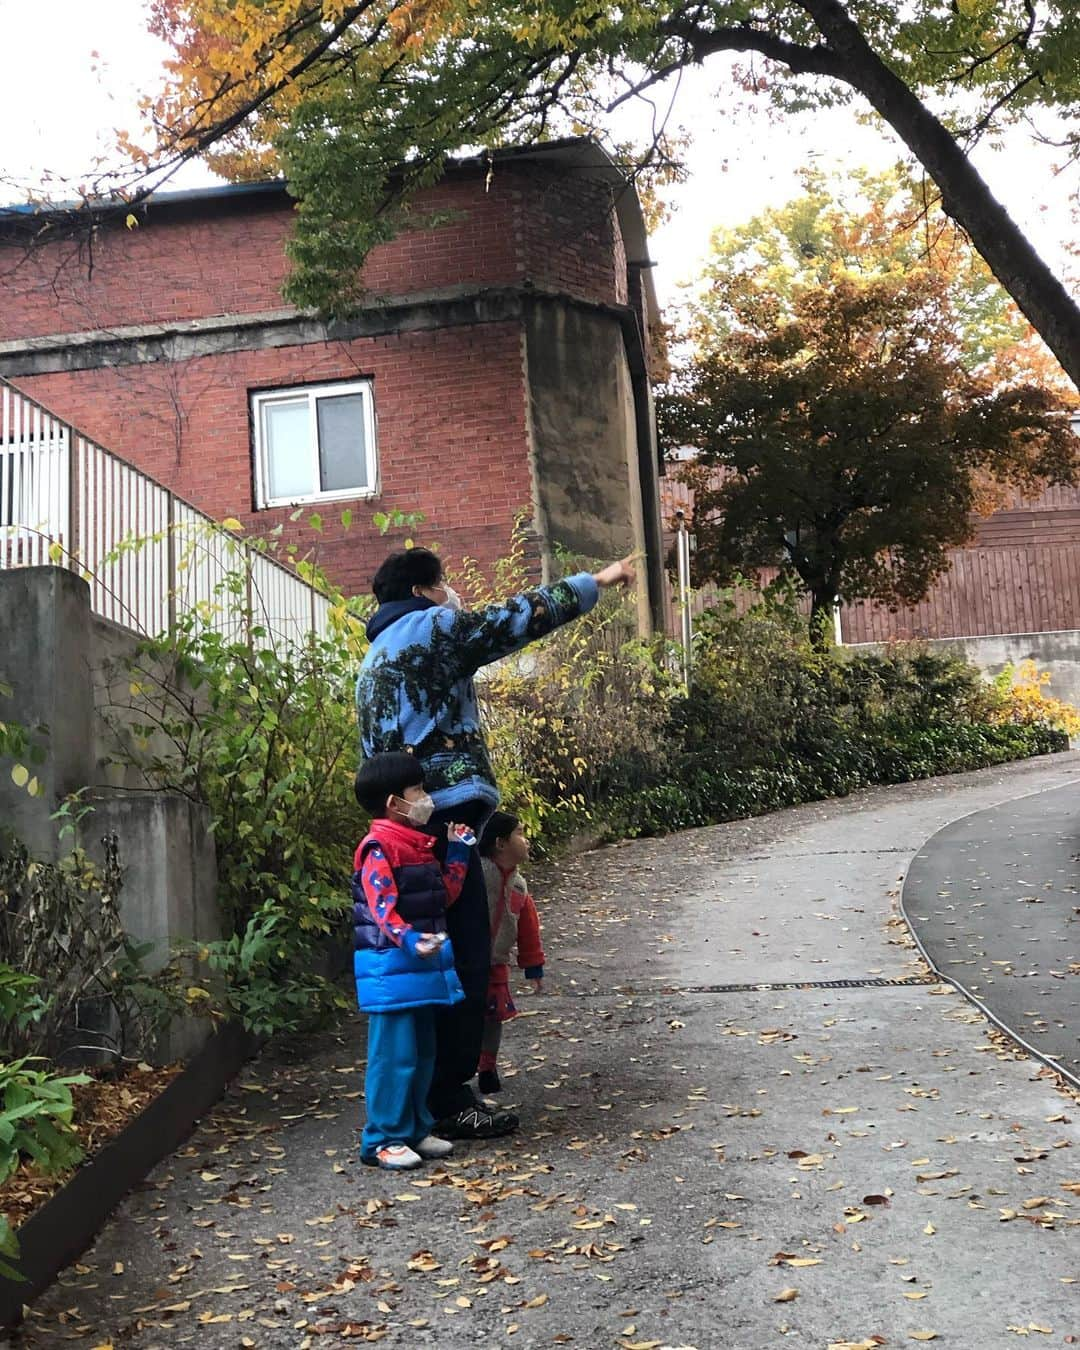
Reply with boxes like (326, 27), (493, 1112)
(0, 566), (219, 1061)
(849, 628), (1080, 709)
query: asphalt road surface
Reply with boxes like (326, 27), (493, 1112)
(904, 780), (1080, 1083)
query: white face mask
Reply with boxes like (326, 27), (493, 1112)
(440, 584), (463, 613)
(397, 792), (435, 826)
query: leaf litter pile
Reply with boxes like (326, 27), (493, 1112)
(11, 814), (1080, 1348)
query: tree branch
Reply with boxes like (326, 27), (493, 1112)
(656, 17), (845, 80)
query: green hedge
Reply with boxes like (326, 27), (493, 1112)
(605, 722), (1065, 841)
(519, 596), (1071, 850)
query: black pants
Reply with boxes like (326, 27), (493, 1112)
(427, 800), (491, 1119)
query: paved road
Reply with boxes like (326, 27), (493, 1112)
(904, 780), (1080, 1084)
(6, 753), (1080, 1350)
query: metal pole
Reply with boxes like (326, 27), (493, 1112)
(675, 510), (693, 687)
(64, 424), (79, 569)
(166, 495), (177, 636)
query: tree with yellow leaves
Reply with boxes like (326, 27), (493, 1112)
(53, 2), (1080, 387)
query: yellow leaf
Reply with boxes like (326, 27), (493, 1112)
(910, 1334), (939, 1342)
(125, 213), (138, 229)
(10, 763), (28, 788)
(786, 1257), (823, 1268)
(222, 516), (244, 532)
(923, 1223), (936, 1235)
(904, 1291), (928, 1300)
(774, 1288), (799, 1302)
(523, 1293), (548, 1308)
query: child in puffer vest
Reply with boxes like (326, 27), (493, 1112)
(352, 752), (475, 1170)
(477, 811), (545, 1095)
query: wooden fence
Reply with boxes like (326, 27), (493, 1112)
(660, 465), (1080, 645)
(840, 544), (1080, 643)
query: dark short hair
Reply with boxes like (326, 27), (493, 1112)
(480, 810), (521, 856)
(371, 548), (443, 603)
(354, 752), (425, 816)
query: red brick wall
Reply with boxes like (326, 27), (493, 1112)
(14, 322), (532, 597)
(2, 159), (634, 597)
(515, 167), (627, 307)
(0, 166), (627, 342)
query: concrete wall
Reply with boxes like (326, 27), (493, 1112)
(0, 566), (219, 1061)
(849, 628), (1080, 710)
(524, 299), (652, 632)
(0, 567), (97, 856)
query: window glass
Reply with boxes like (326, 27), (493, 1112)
(263, 399), (313, 500)
(316, 393), (369, 492)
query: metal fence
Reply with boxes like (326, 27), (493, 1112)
(0, 378), (332, 648)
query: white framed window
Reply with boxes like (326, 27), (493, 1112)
(251, 380), (378, 509)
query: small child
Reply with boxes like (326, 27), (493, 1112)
(477, 811), (545, 1095)
(352, 752), (475, 1171)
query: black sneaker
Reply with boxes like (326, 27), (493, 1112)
(435, 1103), (518, 1139)
(477, 1068), (501, 1095)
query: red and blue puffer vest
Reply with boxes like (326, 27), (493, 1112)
(351, 818), (465, 1014)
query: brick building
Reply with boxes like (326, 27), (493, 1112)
(0, 140), (666, 628)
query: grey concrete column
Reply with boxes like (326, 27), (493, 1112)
(0, 566), (95, 857)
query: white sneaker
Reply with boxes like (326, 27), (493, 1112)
(415, 1134), (454, 1159)
(363, 1143), (422, 1171)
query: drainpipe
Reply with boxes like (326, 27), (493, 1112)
(674, 509), (694, 687)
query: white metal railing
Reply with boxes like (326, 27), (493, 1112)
(0, 379), (332, 649)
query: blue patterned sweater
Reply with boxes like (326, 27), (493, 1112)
(356, 573), (600, 812)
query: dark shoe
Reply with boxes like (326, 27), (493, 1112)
(435, 1103), (519, 1139)
(477, 1068), (501, 1095)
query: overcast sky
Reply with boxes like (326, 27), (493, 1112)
(1, 0), (1075, 308)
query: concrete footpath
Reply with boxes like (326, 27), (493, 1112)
(8, 754), (1080, 1350)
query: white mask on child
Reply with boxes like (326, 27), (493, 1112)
(440, 585), (463, 612)
(404, 792), (435, 826)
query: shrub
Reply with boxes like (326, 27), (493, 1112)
(0, 829), (167, 1063)
(457, 536), (678, 850)
(989, 659), (1080, 737)
(589, 590), (1069, 843)
(105, 529), (367, 1035)
(0, 1055), (89, 1277)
